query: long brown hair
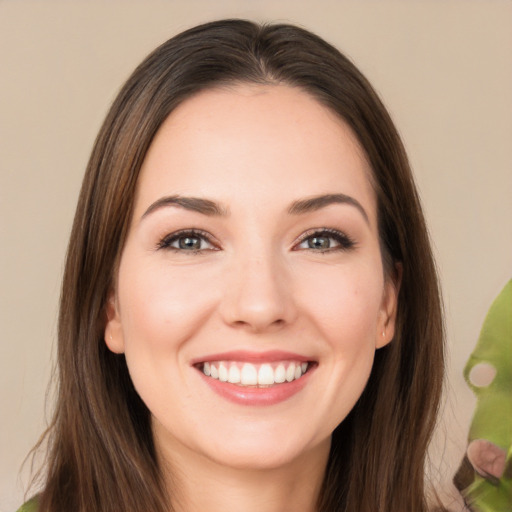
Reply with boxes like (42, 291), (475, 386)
(31, 19), (445, 512)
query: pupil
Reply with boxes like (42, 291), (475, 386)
(179, 237), (201, 250)
(309, 236), (330, 249)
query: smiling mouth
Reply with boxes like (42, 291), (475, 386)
(197, 360), (312, 387)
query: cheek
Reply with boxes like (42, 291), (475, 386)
(297, 266), (383, 430)
(117, 257), (220, 353)
(298, 263), (384, 348)
(115, 257), (220, 417)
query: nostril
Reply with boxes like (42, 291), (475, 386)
(230, 317), (286, 331)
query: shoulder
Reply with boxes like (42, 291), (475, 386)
(16, 497), (38, 512)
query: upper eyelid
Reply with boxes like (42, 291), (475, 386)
(297, 227), (340, 237)
(293, 228), (352, 244)
(164, 228), (211, 238)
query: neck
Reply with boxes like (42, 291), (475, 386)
(156, 433), (330, 512)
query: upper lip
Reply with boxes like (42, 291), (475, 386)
(190, 350), (314, 365)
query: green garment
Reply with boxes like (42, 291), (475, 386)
(16, 497), (37, 512)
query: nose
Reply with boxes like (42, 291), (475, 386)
(219, 249), (297, 333)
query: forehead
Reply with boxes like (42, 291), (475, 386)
(135, 84), (376, 221)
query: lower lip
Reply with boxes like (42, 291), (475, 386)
(197, 367), (314, 406)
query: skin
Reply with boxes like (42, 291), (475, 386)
(105, 84), (399, 512)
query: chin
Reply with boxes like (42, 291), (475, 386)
(198, 425), (331, 472)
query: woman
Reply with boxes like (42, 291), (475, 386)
(22, 19), (445, 512)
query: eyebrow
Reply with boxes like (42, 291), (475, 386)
(142, 195), (228, 219)
(141, 193), (369, 224)
(288, 193), (369, 224)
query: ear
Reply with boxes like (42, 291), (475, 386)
(104, 290), (125, 354)
(376, 263), (402, 349)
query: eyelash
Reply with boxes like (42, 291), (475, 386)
(294, 228), (356, 253)
(156, 228), (356, 254)
(157, 229), (218, 253)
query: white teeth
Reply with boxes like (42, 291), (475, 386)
(258, 364), (274, 385)
(202, 360), (310, 387)
(218, 363), (228, 382)
(240, 363), (258, 385)
(228, 365), (241, 384)
(285, 363), (296, 382)
(274, 364), (286, 383)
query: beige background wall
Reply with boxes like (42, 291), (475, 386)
(1, 1), (511, 510)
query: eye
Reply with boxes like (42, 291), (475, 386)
(295, 229), (355, 252)
(157, 229), (217, 253)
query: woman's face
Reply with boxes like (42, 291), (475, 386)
(105, 84), (398, 471)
